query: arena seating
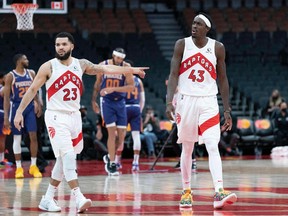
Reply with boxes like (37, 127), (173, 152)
(2, 0), (288, 157)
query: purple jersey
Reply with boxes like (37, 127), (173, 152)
(125, 77), (142, 131)
(10, 70), (36, 134)
(11, 69), (34, 109)
(125, 76), (141, 105)
(100, 60), (126, 101)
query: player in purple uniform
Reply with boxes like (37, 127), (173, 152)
(0, 73), (11, 166)
(3, 54), (42, 178)
(121, 75), (145, 171)
(91, 48), (134, 176)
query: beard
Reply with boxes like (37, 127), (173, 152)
(55, 50), (71, 61)
(112, 58), (122, 66)
(23, 63), (29, 69)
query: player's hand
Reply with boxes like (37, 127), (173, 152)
(100, 88), (113, 97)
(14, 111), (24, 131)
(131, 67), (149, 78)
(92, 101), (100, 114)
(3, 118), (10, 129)
(221, 112), (232, 132)
(3, 118), (11, 134)
(166, 103), (175, 122)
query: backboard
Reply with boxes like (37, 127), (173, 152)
(0, 0), (67, 14)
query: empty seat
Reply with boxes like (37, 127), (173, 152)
(243, 0), (256, 8)
(217, 0), (228, 9)
(189, 0), (201, 11)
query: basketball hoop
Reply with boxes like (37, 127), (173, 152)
(11, 3), (38, 31)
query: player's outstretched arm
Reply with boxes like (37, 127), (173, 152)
(80, 59), (148, 78)
(14, 62), (50, 130)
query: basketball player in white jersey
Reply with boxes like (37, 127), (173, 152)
(166, 13), (237, 209)
(13, 32), (148, 213)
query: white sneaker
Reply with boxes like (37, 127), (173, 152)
(38, 196), (61, 212)
(76, 197), (92, 213)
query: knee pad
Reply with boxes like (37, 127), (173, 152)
(13, 135), (22, 154)
(132, 131), (141, 151)
(51, 157), (64, 181)
(62, 151), (77, 182)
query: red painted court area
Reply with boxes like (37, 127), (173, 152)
(0, 156), (287, 215)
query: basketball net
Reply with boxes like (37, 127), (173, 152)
(11, 3), (38, 31)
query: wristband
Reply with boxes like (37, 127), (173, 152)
(167, 102), (173, 105)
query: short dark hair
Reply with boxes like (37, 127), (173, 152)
(13, 53), (24, 65)
(55, 32), (75, 44)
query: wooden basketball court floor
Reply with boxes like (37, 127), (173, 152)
(0, 156), (287, 216)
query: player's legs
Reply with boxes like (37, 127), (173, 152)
(106, 126), (117, 162)
(179, 141), (195, 208)
(28, 131), (38, 158)
(131, 131), (141, 170)
(25, 108), (38, 158)
(199, 96), (237, 208)
(13, 135), (25, 178)
(23, 107), (42, 177)
(27, 131), (42, 178)
(41, 111), (91, 212)
(39, 156), (62, 212)
(127, 106), (141, 170)
(115, 127), (126, 168)
(114, 101), (127, 169)
(176, 95), (200, 207)
(180, 142), (195, 190)
(199, 96), (222, 191)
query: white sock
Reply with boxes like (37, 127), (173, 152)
(115, 155), (121, 164)
(16, 160), (22, 168)
(0, 152), (4, 161)
(72, 187), (84, 200)
(31, 157), (37, 166)
(133, 154), (139, 164)
(45, 184), (57, 200)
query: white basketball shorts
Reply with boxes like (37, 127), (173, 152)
(175, 94), (220, 144)
(45, 110), (83, 158)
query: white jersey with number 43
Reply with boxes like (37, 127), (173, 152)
(178, 37), (218, 96)
(46, 58), (83, 112)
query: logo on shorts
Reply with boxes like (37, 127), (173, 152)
(176, 113), (181, 124)
(48, 127), (56, 138)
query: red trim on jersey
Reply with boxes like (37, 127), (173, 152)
(198, 113), (220, 135)
(47, 70), (83, 101)
(72, 132), (83, 147)
(179, 53), (216, 80)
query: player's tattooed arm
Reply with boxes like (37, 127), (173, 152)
(80, 59), (104, 75)
(80, 58), (148, 77)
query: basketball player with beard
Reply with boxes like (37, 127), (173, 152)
(3, 54), (43, 179)
(13, 32), (148, 213)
